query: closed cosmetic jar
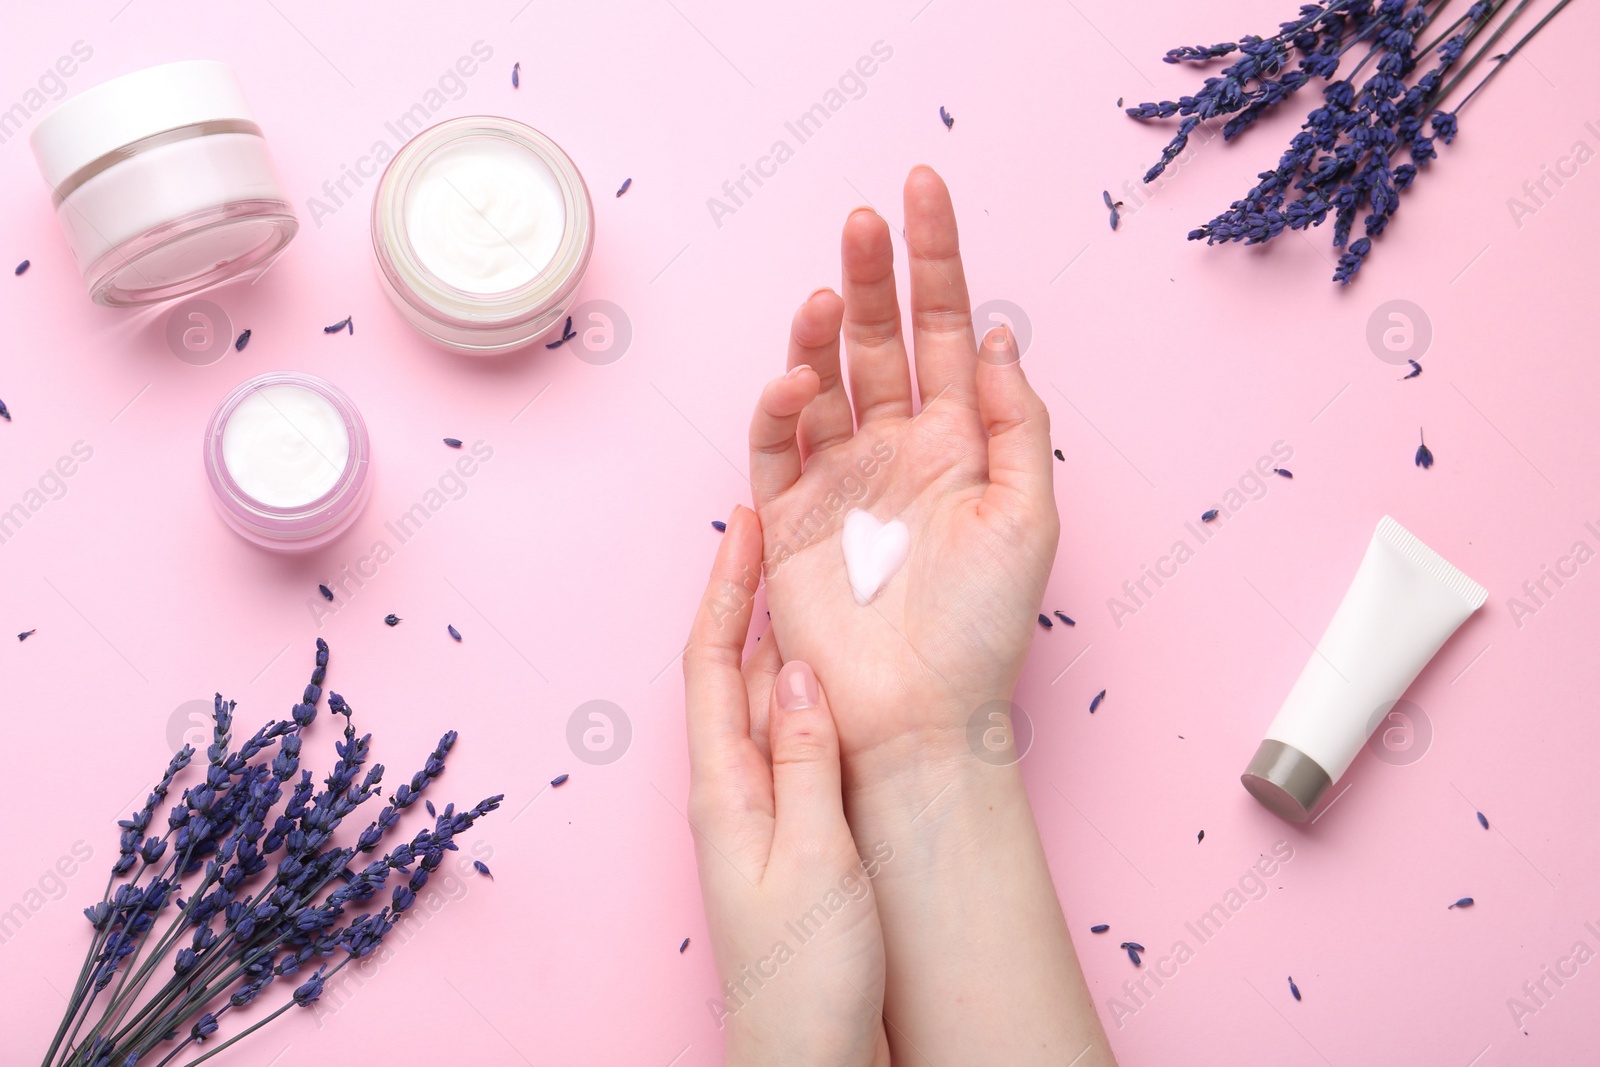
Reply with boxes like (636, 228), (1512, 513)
(371, 116), (594, 354)
(204, 372), (372, 551)
(30, 60), (297, 306)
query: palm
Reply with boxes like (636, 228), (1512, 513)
(745, 169), (1058, 764)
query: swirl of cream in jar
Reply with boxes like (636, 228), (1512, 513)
(403, 136), (566, 293)
(221, 383), (351, 507)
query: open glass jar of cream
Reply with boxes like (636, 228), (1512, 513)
(204, 373), (372, 551)
(30, 60), (297, 307)
(371, 116), (594, 354)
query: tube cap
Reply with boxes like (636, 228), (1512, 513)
(1241, 739), (1333, 822)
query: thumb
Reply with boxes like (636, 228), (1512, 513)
(977, 324), (1056, 524)
(768, 660), (848, 851)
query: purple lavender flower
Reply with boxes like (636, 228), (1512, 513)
(293, 968), (327, 1006)
(1142, 0), (1551, 282)
(44, 640), (500, 1067)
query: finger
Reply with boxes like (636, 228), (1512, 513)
(749, 366), (821, 507)
(684, 505), (764, 778)
(789, 288), (853, 456)
(977, 325), (1056, 522)
(841, 207), (915, 424)
(767, 660), (850, 853)
(742, 622), (782, 763)
(903, 165), (978, 409)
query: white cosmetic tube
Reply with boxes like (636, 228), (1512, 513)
(1242, 516), (1487, 821)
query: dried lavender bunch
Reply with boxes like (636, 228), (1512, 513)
(1127, 0), (1571, 283)
(41, 640), (502, 1067)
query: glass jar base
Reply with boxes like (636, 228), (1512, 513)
(86, 198), (297, 307)
(208, 476), (372, 552)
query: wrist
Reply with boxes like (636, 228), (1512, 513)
(725, 1018), (880, 1067)
(842, 740), (1033, 873)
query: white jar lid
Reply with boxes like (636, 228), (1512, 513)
(31, 60), (257, 191)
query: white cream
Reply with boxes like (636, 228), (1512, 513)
(842, 508), (911, 605)
(403, 137), (565, 293)
(221, 384), (350, 508)
(1242, 516), (1487, 821)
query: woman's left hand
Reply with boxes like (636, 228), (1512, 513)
(683, 504), (890, 1067)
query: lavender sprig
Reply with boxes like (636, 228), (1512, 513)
(1132, 0), (1567, 282)
(44, 642), (499, 1067)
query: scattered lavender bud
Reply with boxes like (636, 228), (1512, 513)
(473, 860), (493, 877)
(319, 584), (334, 601)
(1120, 941), (1145, 952)
(1126, 946), (1142, 967)
(545, 314), (576, 348)
(447, 624), (462, 641)
(1403, 359), (1422, 379)
(616, 177), (632, 197)
(1289, 977), (1302, 1001)
(0, 398), (10, 421)
(679, 937), (690, 953)
(384, 614), (402, 626)
(14, 260), (29, 275)
(323, 317), (351, 334)
(1103, 190), (1114, 208)
(1272, 468), (1292, 478)
(1110, 205), (1121, 230)
(1054, 612), (1075, 626)
(426, 800), (436, 817)
(711, 520), (727, 532)
(1090, 924), (1110, 933)
(1197, 829), (1205, 843)
(1116, 97), (1123, 107)
(1415, 429), (1434, 470)
(1201, 509), (1219, 522)
(512, 62), (521, 88)
(1089, 689), (1106, 713)
(234, 329), (251, 352)
(1476, 811), (1489, 830)
(1449, 897), (1474, 909)
(1053, 448), (1065, 461)
(348, 316), (355, 335)
(551, 773), (570, 787)
(443, 438), (463, 448)
(939, 105), (954, 129)
(18, 629), (36, 641)
(1038, 613), (1053, 630)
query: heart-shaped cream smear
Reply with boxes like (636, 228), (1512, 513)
(841, 508), (910, 606)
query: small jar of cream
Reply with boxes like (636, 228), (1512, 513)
(204, 372), (372, 551)
(371, 116), (594, 354)
(30, 60), (297, 307)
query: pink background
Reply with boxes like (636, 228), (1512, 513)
(3, 1), (1598, 1063)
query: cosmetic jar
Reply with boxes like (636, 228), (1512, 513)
(30, 60), (297, 307)
(204, 372), (372, 551)
(371, 116), (594, 354)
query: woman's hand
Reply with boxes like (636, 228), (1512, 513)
(743, 166), (1117, 1067)
(684, 504), (890, 1067)
(746, 165), (1059, 778)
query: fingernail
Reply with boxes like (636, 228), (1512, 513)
(847, 205), (877, 220)
(776, 660), (819, 711)
(980, 324), (1019, 367)
(785, 363), (813, 380)
(806, 286), (834, 301)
